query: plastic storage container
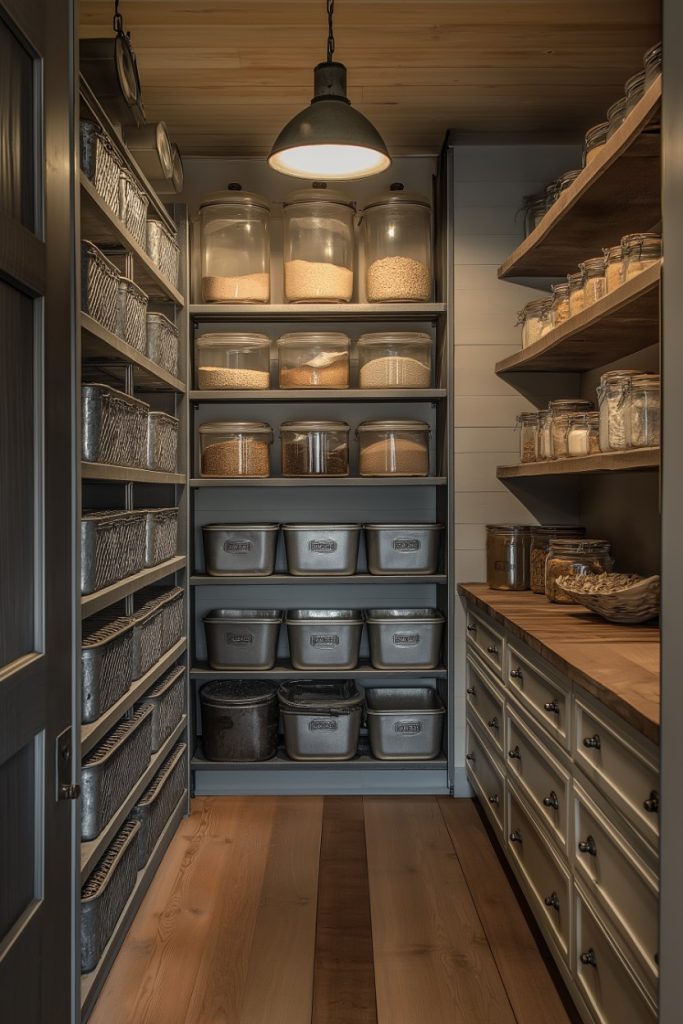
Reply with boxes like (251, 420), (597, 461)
(199, 680), (279, 762)
(278, 680), (363, 761)
(517, 412), (538, 463)
(364, 523), (443, 576)
(366, 687), (445, 761)
(366, 608), (444, 669)
(358, 332), (432, 388)
(627, 373), (661, 448)
(282, 524), (361, 576)
(361, 184), (432, 302)
(529, 526), (585, 595)
(202, 523), (279, 577)
(277, 333), (350, 388)
(286, 609), (363, 670)
(199, 421), (273, 477)
(203, 609), (283, 671)
(199, 185), (271, 303)
(486, 524), (531, 591)
(196, 333), (271, 390)
(545, 538), (614, 604)
(282, 187), (355, 302)
(357, 419), (430, 477)
(280, 420), (350, 477)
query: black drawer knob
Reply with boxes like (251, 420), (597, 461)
(466, 686), (476, 695)
(543, 791), (559, 810)
(487, 644), (499, 655)
(583, 734), (601, 750)
(578, 835), (597, 856)
(466, 753), (475, 763)
(488, 794), (500, 805)
(643, 791), (659, 813)
(487, 716), (499, 730)
(580, 949), (597, 967)
(510, 667), (523, 679)
(509, 830), (522, 844)
(544, 892), (560, 911)
(467, 623), (477, 633)
(543, 700), (560, 714)
(508, 745), (521, 760)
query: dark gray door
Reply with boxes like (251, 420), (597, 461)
(0, 1), (75, 1022)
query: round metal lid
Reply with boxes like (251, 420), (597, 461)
(283, 186), (355, 208)
(362, 182), (431, 211)
(200, 680), (279, 706)
(357, 331), (432, 346)
(196, 333), (271, 349)
(198, 421), (273, 435)
(280, 419), (350, 431)
(277, 332), (350, 347)
(486, 523), (532, 533)
(356, 419), (430, 432)
(202, 523), (279, 531)
(200, 185), (271, 212)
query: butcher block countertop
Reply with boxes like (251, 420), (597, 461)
(458, 583), (660, 745)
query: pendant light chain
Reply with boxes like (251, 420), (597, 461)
(113, 0), (123, 34)
(326, 0), (335, 63)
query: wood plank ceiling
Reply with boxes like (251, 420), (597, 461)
(79, 1), (661, 157)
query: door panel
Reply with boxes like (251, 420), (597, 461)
(0, 15), (35, 230)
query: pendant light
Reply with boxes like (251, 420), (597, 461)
(268, 0), (391, 180)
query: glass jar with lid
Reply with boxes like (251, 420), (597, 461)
(199, 185), (271, 303)
(521, 192), (548, 237)
(517, 297), (552, 348)
(567, 271), (585, 316)
(548, 399), (594, 459)
(277, 332), (350, 389)
(195, 333), (271, 390)
(580, 256), (607, 306)
(556, 169), (582, 197)
(551, 283), (570, 327)
(545, 179), (561, 210)
(357, 419), (430, 477)
(280, 420), (350, 476)
(644, 42), (662, 89)
(529, 526), (586, 594)
(622, 232), (662, 281)
(603, 244), (625, 292)
(597, 369), (641, 451)
(358, 332), (432, 388)
(199, 421), (273, 477)
(361, 184), (432, 302)
(516, 412), (538, 464)
(537, 409), (553, 461)
(282, 185), (355, 302)
(486, 525), (531, 591)
(584, 122), (609, 167)
(606, 96), (628, 139)
(627, 373), (661, 449)
(625, 70), (647, 116)
(567, 411), (600, 457)
(545, 538), (614, 603)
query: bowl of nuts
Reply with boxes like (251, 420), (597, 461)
(555, 573), (660, 624)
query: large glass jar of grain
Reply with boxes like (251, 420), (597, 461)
(603, 244), (625, 293)
(195, 333), (271, 390)
(530, 526), (585, 595)
(199, 421), (273, 477)
(361, 184), (432, 302)
(580, 256), (607, 306)
(622, 232), (662, 281)
(597, 369), (641, 451)
(517, 298), (552, 348)
(516, 412), (539, 463)
(545, 538), (614, 603)
(548, 399), (594, 459)
(583, 122), (609, 166)
(280, 420), (350, 476)
(277, 332), (350, 389)
(282, 186), (355, 302)
(357, 420), (430, 476)
(358, 332), (432, 388)
(627, 373), (661, 449)
(486, 525), (531, 591)
(199, 186), (270, 303)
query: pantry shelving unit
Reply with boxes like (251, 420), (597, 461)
(76, 77), (190, 1018)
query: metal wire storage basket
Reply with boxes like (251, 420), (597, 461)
(81, 384), (149, 468)
(80, 511), (147, 595)
(80, 819), (141, 973)
(80, 120), (122, 217)
(130, 743), (187, 868)
(81, 614), (135, 724)
(141, 507), (179, 567)
(140, 666), (185, 751)
(81, 241), (120, 334)
(130, 598), (165, 679)
(146, 411), (179, 473)
(119, 168), (149, 246)
(116, 277), (148, 353)
(146, 312), (179, 377)
(146, 219), (180, 288)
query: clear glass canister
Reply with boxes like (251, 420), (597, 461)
(603, 245), (625, 292)
(549, 399), (594, 459)
(644, 42), (662, 88)
(358, 332), (432, 388)
(537, 409), (553, 461)
(486, 525), (531, 591)
(622, 233), (662, 281)
(551, 283), (570, 327)
(625, 70), (647, 115)
(280, 420), (350, 476)
(357, 419), (431, 477)
(199, 186), (270, 303)
(597, 369), (641, 451)
(196, 333), (271, 390)
(545, 539), (614, 604)
(282, 186), (355, 302)
(545, 179), (561, 210)
(627, 373), (661, 449)
(566, 411), (600, 457)
(567, 272), (586, 316)
(517, 412), (538, 464)
(277, 332), (350, 389)
(199, 421), (273, 477)
(522, 192), (548, 237)
(518, 298), (552, 348)
(556, 169), (582, 195)
(580, 256), (607, 306)
(529, 526), (585, 594)
(584, 122), (609, 167)
(362, 185), (432, 302)
(606, 96), (628, 139)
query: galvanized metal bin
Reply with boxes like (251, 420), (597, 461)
(81, 241), (120, 334)
(204, 609), (283, 671)
(278, 680), (363, 761)
(81, 704), (153, 841)
(81, 614), (135, 724)
(80, 819), (141, 973)
(141, 507), (179, 567)
(146, 219), (180, 288)
(199, 681), (279, 762)
(146, 411), (179, 473)
(365, 687), (445, 760)
(80, 511), (147, 595)
(286, 609), (363, 670)
(118, 168), (148, 246)
(130, 742), (187, 868)
(116, 277), (148, 353)
(282, 524), (361, 576)
(80, 119), (122, 217)
(146, 312), (179, 377)
(139, 665), (185, 751)
(81, 383), (149, 468)
(365, 523), (443, 575)
(366, 608), (445, 669)
(202, 523), (279, 577)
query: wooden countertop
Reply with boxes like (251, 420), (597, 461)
(458, 584), (660, 745)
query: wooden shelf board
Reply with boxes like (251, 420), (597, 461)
(80, 174), (184, 306)
(495, 264), (661, 374)
(191, 744), (447, 772)
(190, 302), (446, 322)
(190, 662), (448, 680)
(189, 388), (447, 402)
(80, 640), (187, 757)
(498, 77), (662, 278)
(190, 477), (447, 488)
(81, 313), (185, 393)
(497, 448), (659, 479)
(80, 557), (186, 619)
(81, 462), (185, 485)
(190, 574), (447, 586)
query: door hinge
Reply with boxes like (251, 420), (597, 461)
(56, 727), (81, 801)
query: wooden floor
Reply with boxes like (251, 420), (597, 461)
(90, 797), (576, 1024)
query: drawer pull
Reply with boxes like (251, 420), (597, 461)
(544, 892), (560, 911)
(643, 791), (659, 813)
(487, 717), (499, 730)
(578, 835), (597, 856)
(467, 623), (477, 633)
(510, 668), (523, 680)
(487, 644), (499, 655)
(466, 753), (475, 763)
(488, 794), (500, 805)
(543, 700), (560, 715)
(466, 687), (476, 695)
(509, 830), (523, 844)
(543, 791), (559, 810)
(583, 734), (601, 750)
(580, 949), (597, 967)
(508, 745), (521, 760)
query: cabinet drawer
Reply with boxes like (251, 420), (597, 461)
(466, 721), (505, 838)
(465, 654), (504, 758)
(505, 702), (570, 854)
(506, 642), (570, 749)
(574, 883), (656, 1024)
(574, 781), (658, 989)
(574, 696), (659, 846)
(506, 784), (571, 962)
(466, 609), (504, 677)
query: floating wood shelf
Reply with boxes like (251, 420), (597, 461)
(80, 556), (186, 618)
(495, 263), (661, 374)
(190, 574), (447, 586)
(497, 448), (660, 479)
(190, 662), (448, 680)
(190, 302), (446, 322)
(81, 314), (185, 393)
(189, 388), (447, 402)
(498, 77), (661, 278)
(81, 462), (185, 485)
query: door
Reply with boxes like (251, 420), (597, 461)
(0, 1), (75, 1022)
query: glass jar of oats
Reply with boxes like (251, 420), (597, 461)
(545, 539), (614, 603)
(516, 412), (539, 464)
(549, 399), (594, 459)
(583, 122), (609, 166)
(567, 271), (586, 316)
(530, 526), (586, 595)
(622, 233), (662, 281)
(517, 298), (553, 348)
(580, 256), (607, 306)
(551, 283), (570, 327)
(603, 245), (625, 292)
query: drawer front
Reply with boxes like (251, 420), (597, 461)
(574, 884), (657, 1024)
(506, 643), (570, 749)
(574, 696), (659, 846)
(466, 721), (505, 837)
(465, 654), (504, 758)
(505, 703), (570, 853)
(506, 784), (571, 962)
(466, 609), (504, 677)
(574, 783), (659, 988)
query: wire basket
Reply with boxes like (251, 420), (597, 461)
(119, 168), (149, 246)
(116, 277), (148, 353)
(146, 219), (180, 289)
(81, 384), (149, 468)
(130, 597), (165, 679)
(81, 241), (120, 334)
(141, 507), (179, 567)
(147, 411), (179, 473)
(139, 666), (185, 751)
(80, 120), (122, 217)
(146, 312), (179, 377)
(80, 511), (147, 595)
(130, 743), (186, 868)
(81, 614), (135, 724)
(80, 819), (141, 973)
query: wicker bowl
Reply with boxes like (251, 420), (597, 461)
(555, 573), (660, 624)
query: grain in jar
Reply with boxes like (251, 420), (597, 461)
(584, 122), (609, 167)
(625, 70), (647, 116)
(551, 283), (570, 327)
(357, 332), (432, 388)
(280, 421), (350, 476)
(516, 412), (538, 463)
(545, 538), (614, 604)
(529, 526), (585, 595)
(486, 525), (531, 591)
(195, 333), (270, 390)
(362, 185), (432, 302)
(603, 245), (625, 292)
(536, 409), (552, 461)
(627, 373), (661, 448)
(606, 96), (628, 139)
(517, 297), (552, 348)
(597, 369), (641, 451)
(199, 187), (270, 303)
(567, 411), (601, 456)
(282, 187), (354, 302)
(199, 421), (272, 478)
(548, 399), (594, 459)
(567, 271), (585, 316)
(622, 232), (662, 281)
(357, 420), (430, 477)
(277, 332), (350, 388)
(580, 256), (607, 306)
(521, 192), (548, 237)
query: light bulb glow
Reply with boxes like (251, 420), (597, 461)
(269, 143), (391, 180)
